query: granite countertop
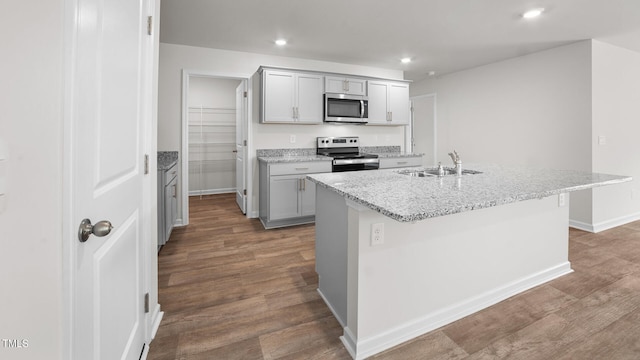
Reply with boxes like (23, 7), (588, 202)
(257, 148), (332, 164)
(307, 164), (632, 223)
(258, 155), (332, 164)
(158, 151), (178, 171)
(372, 152), (424, 158)
(360, 146), (422, 158)
(256, 146), (421, 163)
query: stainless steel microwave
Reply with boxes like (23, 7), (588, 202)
(324, 94), (368, 124)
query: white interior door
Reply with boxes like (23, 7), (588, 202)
(235, 82), (247, 213)
(70, 0), (150, 358)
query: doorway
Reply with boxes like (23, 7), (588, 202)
(410, 93), (437, 165)
(187, 77), (241, 197)
(181, 71), (250, 226)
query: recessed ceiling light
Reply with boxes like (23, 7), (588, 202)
(275, 39), (287, 46)
(401, 57), (412, 64)
(522, 8), (544, 19)
(428, 71), (436, 77)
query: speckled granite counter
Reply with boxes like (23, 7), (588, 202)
(360, 145), (423, 158)
(308, 164), (631, 222)
(257, 148), (332, 164)
(370, 151), (424, 159)
(158, 151), (178, 170)
(312, 163), (632, 359)
(256, 146), (421, 163)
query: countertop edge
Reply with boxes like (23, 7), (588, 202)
(307, 169), (632, 222)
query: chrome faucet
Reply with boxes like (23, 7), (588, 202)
(448, 150), (462, 176)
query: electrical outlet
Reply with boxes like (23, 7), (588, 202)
(558, 193), (566, 207)
(371, 223), (384, 246)
(289, 135), (296, 143)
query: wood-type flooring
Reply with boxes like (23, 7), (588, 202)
(148, 193), (640, 359)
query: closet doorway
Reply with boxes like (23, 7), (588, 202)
(181, 71), (249, 226)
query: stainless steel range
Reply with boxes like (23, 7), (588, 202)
(317, 136), (379, 172)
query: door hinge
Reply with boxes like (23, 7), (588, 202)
(243, 91), (247, 98)
(144, 292), (149, 313)
(147, 16), (153, 36)
(144, 154), (149, 174)
(243, 189), (247, 196)
(243, 140), (247, 146)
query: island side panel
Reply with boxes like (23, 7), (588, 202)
(315, 185), (349, 326)
(346, 195), (572, 359)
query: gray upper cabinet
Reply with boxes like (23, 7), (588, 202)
(324, 76), (367, 96)
(260, 69), (323, 124)
(367, 81), (410, 125)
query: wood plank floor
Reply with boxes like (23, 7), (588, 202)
(148, 194), (640, 359)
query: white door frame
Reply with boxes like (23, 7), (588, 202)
(180, 69), (252, 226)
(409, 93), (437, 164)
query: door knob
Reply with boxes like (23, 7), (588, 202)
(78, 218), (114, 243)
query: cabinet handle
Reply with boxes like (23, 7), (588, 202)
(302, 178), (306, 191)
(172, 184), (177, 198)
(295, 167), (309, 171)
(398, 161), (408, 165)
(292, 107), (296, 119)
(298, 178), (303, 191)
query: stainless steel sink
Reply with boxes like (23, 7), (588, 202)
(397, 168), (483, 177)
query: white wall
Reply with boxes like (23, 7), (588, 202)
(591, 40), (640, 228)
(158, 43), (406, 217)
(411, 41), (594, 224)
(0, 1), (64, 359)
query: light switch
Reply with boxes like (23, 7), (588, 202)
(597, 136), (606, 145)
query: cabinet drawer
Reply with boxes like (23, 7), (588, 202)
(379, 157), (422, 169)
(165, 164), (178, 183)
(269, 161), (331, 176)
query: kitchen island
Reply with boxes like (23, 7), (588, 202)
(307, 164), (631, 360)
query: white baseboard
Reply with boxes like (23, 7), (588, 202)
(343, 262), (572, 360)
(570, 212), (640, 233)
(317, 289), (345, 327)
(569, 219), (595, 232)
(150, 305), (164, 340)
(188, 188), (235, 196)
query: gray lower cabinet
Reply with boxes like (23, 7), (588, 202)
(259, 161), (331, 229)
(158, 163), (178, 249)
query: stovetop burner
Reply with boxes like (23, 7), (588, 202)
(317, 136), (379, 172)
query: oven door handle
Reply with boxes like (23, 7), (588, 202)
(333, 158), (379, 165)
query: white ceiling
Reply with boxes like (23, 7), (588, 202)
(159, 0), (640, 81)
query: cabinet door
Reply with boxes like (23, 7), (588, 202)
(367, 81), (389, 124)
(296, 73), (324, 124)
(300, 177), (316, 217)
(388, 82), (410, 125)
(263, 70), (295, 122)
(164, 176), (177, 239)
(325, 76), (347, 94)
(325, 76), (366, 95)
(345, 78), (367, 96)
(269, 175), (301, 220)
